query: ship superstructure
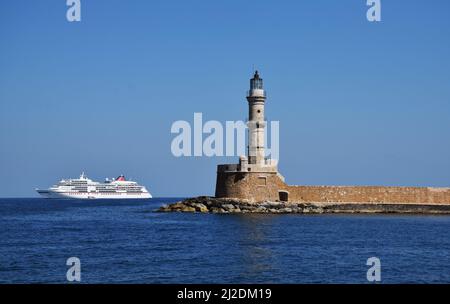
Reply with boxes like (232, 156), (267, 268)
(36, 173), (152, 199)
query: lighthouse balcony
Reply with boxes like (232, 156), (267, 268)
(217, 158), (278, 173)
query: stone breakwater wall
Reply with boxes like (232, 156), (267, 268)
(288, 185), (450, 205)
(158, 197), (450, 214)
(215, 171), (450, 205)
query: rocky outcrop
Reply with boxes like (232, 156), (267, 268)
(157, 196), (450, 214)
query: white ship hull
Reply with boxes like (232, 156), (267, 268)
(37, 190), (151, 200)
(36, 173), (152, 200)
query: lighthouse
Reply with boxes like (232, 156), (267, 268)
(247, 71), (266, 165)
(216, 70), (283, 201)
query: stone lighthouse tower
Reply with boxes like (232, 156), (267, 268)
(215, 71), (287, 202)
(247, 71), (266, 165)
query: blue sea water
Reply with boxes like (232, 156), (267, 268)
(0, 198), (449, 284)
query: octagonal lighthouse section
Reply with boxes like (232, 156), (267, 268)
(247, 70), (269, 166)
(217, 71), (280, 174)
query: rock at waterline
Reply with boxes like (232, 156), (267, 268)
(157, 196), (450, 214)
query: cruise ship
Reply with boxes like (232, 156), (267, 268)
(36, 173), (152, 199)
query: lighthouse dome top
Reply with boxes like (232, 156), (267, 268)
(248, 70), (266, 98)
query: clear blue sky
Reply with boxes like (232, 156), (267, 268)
(1, 0), (450, 197)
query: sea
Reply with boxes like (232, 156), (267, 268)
(0, 198), (449, 284)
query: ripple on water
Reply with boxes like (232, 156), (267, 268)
(0, 199), (450, 283)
